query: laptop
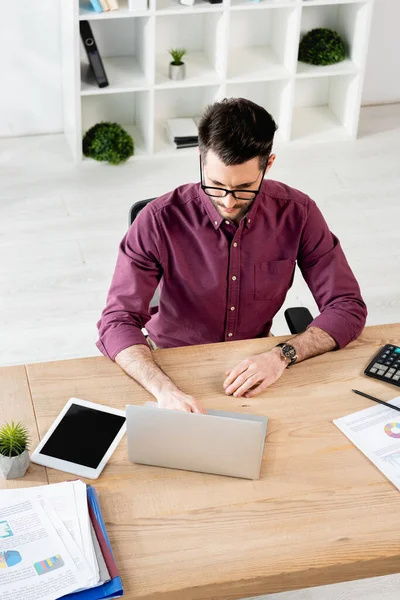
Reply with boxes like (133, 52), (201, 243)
(125, 404), (268, 480)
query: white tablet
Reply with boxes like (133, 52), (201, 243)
(31, 398), (126, 479)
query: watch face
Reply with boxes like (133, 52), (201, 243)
(283, 345), (297, 359)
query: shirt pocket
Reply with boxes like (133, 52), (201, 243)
(254, 259), (295, 300)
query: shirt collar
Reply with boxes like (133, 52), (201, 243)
(198, 184), (223, 229)
(198, 181), (265, 230)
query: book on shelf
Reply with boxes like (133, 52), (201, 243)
(107, 0), (120, 9)
(0, 481), (124, 600)
(88, 0), (103, 12)
(166, 118), (199, 149)
(98, 0), (110, 10)
(80, 20), (109, 89)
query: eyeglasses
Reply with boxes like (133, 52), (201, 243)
(200, 155), (267, 201)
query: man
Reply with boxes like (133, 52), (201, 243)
(96, 98), (367, 413)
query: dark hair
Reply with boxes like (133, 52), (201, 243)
(198, 98), (278, 169)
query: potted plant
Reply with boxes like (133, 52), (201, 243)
(82, 122), (134, 165)
(168, 48), (186, 81)
(0, 422), (30, 480)
(298, 28), (347, 66)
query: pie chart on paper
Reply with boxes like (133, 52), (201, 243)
(384, 422), (400, 439)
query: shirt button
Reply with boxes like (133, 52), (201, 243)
(233, 242), (238, 247)
(230, 306), (235, 311)
(248, 218), (251, 223)
(225, 220), (230, 225)
(231, 275), (237, 281)
(214, 220), (218, 225)
(228, 333), (233, 337)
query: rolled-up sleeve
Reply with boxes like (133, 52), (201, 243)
(96, 205), (163, 360)
(297, 199), (367, 349)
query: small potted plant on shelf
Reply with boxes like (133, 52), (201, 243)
(0, 421), (30, 480)
(298, 28), (347, 66)
(168, 48), (187, 81)
(82, 122), (134, 165)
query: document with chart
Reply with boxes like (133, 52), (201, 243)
(0, 480), (123, 600)
(334, 396), (400, 490)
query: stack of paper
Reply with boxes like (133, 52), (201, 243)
(0, 481), (123, 600)
(334, 395), (400, 490)
(166, 118), (199, 149)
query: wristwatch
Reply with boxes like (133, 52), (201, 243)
(275, 343), (298, 367)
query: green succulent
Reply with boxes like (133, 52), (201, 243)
(82, 122), (134, 165)
(298, 28), (347, 66)
(168, 48), (186, 65)
(0, 422), (30, 458)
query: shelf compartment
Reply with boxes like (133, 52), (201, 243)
(297, 0), (371, 75)
(155, 13), (226, 86)
(80, 17), (153, 94)
(81, 91), (153, 157)
(155, 0), (227, 14)
(79, 0), (150, 20)
(153, 85), (222, 155)
(226, 79), (293, 142)
(231, 0), (298, 10)
(227, 7), (299, 81)
(291, 74), (360, 142)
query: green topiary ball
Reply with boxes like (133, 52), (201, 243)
(82, 122), (134, 165)
(298, 28), (347, 66)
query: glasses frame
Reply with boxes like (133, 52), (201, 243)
(200, 155), (268, 201)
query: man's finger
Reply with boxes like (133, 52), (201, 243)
(225, 371), (251, 395)
(244, 380), (270, 398)
(232, 374), (262, 398)
(223, 362), (248, 389)
(190, 401), (206, 415)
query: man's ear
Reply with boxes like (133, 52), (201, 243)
(266, 154), (276, 174)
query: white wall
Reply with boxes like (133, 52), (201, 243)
(0, 1), (63, 138)
(0, 0), (399, 138)
(362, 0), (400, 105)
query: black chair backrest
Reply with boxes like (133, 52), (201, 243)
(128, 198), (156, 227)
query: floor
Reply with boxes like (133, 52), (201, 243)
(0, 103), (399, 598)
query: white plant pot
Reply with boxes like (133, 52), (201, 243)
(0, 450), (30, 480)
(169, 62), (186, 81)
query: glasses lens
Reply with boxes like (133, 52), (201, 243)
(203, 187), (226, 198)
(233, 191), (257, 200)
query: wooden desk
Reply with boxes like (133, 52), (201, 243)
(1, 324), (400, 599)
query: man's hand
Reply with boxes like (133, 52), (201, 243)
(157, 389), (206, 414)
(223, 348), (288, 398)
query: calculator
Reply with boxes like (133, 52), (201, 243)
(364, 344), (400, 387)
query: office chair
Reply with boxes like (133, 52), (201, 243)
(129, 198), (313, 335)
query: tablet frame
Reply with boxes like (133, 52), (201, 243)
(31, 397), (126, 479)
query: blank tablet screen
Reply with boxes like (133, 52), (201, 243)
(40, 403), (126, 469)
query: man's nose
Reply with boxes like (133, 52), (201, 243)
(221, 193), (236, 208)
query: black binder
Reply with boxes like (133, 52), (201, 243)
(79, 20), (109, 88)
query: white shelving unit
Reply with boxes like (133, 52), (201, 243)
(61, 0), (374, 162)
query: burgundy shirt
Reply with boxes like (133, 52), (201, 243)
(96, 180), (367, 359)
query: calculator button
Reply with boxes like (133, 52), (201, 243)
(388, 346), (394, 350)
(396, 370), (400, 376)
(388, 368), (396, 374)
(373, 362), (383, 369)
(378, 370), (385, 376)
(395, 348), (400, 354)
(380, 365), (388, 371)
(370, 368), (378, 374)
(385, 361), (393, 366)
(385, 373), (393, 379)
(393, 375), (400, 381)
